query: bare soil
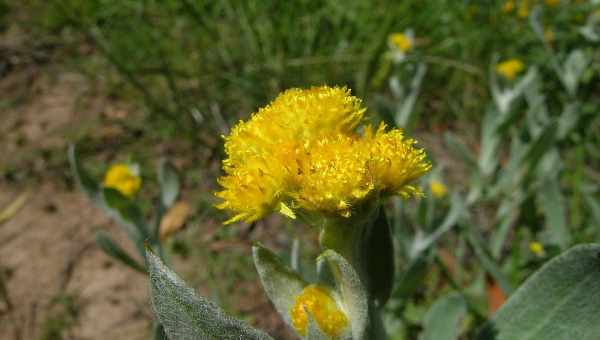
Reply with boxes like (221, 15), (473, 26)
(0, 43), (151, 338)
(0, 24), (294, 340)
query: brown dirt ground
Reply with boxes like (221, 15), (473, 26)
(0, 50), (151, 339)
(0, 24), (295, 340)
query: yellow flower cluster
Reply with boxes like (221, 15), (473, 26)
(216, 86), (430, 224)
(496, 59), (525, 80)
(290, 285), (348, 337)
(389, 33), (413, 53)
(103, 164), (142, 197)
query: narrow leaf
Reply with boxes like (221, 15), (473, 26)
(319, 250), (368, 340)
(444, 133), (477, 171)
(411, 193), (465, 258)
(468, 233), (512, 295)
(537, 176), (570, 249)
(420, 293), (466, 340)
(365, 209), (394, 306)
(95, 231), (146, 274)
(102, 187), (149, 253)
(394, 255), (429, 300)
(68, 144), (100, 201)
(147, 249), (273, 340)
(252, 244), (306, 328)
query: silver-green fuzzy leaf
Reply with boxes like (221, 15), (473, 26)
(477, 244), (600, 340)
(146, 249), (273, 340)
(306, 313), (330, 340)
(252, 244), (307, 329)
(319, 250), (368, 340)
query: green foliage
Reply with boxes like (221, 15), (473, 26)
(43, 1), (600, 339)
(146, 249), (274, 340)
(420, 293), (466, 340)
(365, 209), (395, 306)
(478, 244), (600, 340)
(40, 294), (80, 340)
(95, 231), (146, 274)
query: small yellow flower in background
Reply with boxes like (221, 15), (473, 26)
(103, 164), (141, 197)
(545, 0), (561, 6)
(290, 285), (348, 337)
(216, 86), (430, 224)
(502, 0), (516, 13)
(544, 28), (555, 44)
(529, 241), (545, 256)
(430, 180), (448, 199)
(518, 0), (531, 18)
(496, 59), (525, 80)
(388, 31), (415, 63)
(389, 33), (413, 53)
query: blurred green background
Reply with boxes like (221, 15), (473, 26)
(1, 0), (599, 339)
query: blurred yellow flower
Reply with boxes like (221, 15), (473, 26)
(496, 59), (525, 80)
(430, 180), (448, 198)
(389, 33), (413, 53)
(529, 241), (545, 256)
(103, 164), (141, 197)
(502, 0), (516, 13)
(290, 285), (348, 337)
(518, 0), (530, 18)
(216, 86), (430, 224)
(545, 0), (560, 6)
(544, 28), (555, 44)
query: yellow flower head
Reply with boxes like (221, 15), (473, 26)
(103, 164), (141, 197)
(216, 86), (430, 224)
(430, 180), (448, 199)
(496, 59), (525, 80)
(544, 0), (560, 6)
(502, 0), (516, 13)
(529, 241), (545, 256)
(290, 285), (348, 337)
(389, 33), (413, 53)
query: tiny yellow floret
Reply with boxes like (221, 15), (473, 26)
(496, 59), (525, 80)
(430, 180), (448, 199)
(517, 0), (530, 18)
(502, 0), (516, 13)
(103, 164), (141, 197)
(529, 241), (545, 256)
(290, 285), (348, 337)
(389, 33), (413, 53)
